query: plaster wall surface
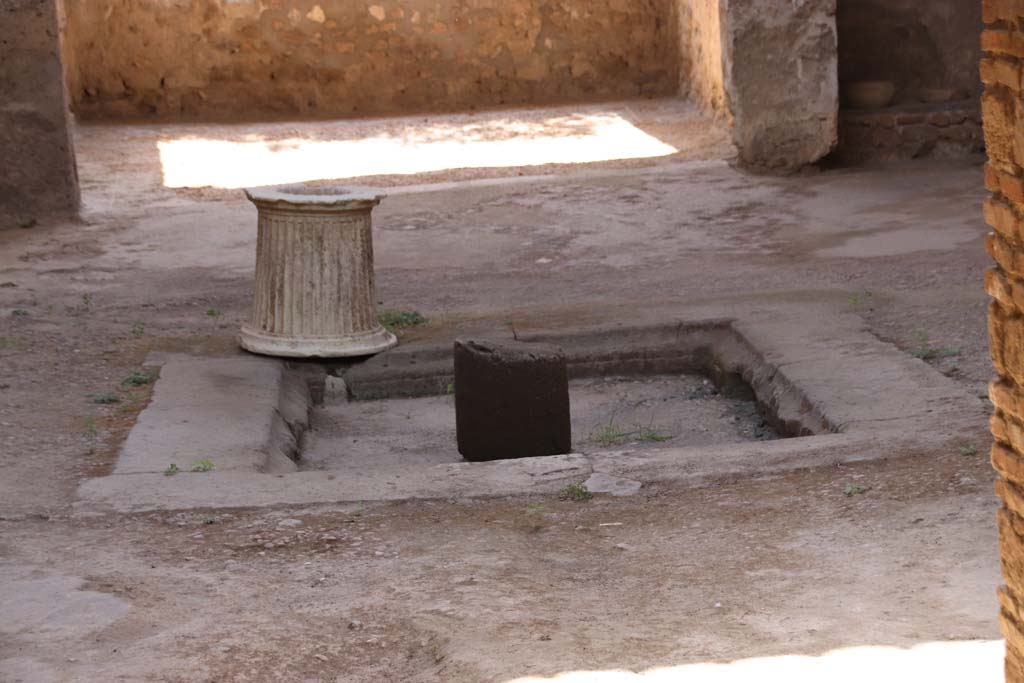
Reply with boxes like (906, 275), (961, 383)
(720, 0), (838, 170)
(676, 0), (728, 120)
(63, 0), (679, 121)
(0, 0), (79, 219)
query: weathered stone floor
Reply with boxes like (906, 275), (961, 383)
(0, 100), (1002, 681)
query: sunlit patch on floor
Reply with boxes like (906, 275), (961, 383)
(157, 113), (679, 189)
(504, 640), (1004, 683)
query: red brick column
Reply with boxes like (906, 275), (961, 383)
(983, 3), (1024, 680)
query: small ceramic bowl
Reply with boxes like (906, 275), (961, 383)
(917, 86), (957, 104)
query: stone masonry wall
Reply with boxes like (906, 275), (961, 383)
(675, 0), (838, 172)
(983, 3), (1024, 681)
(719, 0), (838, 171)
(63, 0), (679, 121)
(0, 0), (79, 219)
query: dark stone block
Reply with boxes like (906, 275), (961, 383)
(454, 339), (571, 462)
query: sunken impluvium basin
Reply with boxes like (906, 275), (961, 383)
(78, 314), (988, 511)
(332, 320), (822, 433)
(239, 184), (397, 358)
(305, 321), (802, 474)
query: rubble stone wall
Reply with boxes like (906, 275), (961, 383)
(63, 0), (680, 121)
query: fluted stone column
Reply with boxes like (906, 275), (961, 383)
(239, 185), (397, 358)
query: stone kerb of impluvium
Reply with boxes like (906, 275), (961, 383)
(239, 184), (397, 358)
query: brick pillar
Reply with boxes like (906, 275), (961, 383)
(983, 3), (1024, 681)
(0, 0), (80, 220)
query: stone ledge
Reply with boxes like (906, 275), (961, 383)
(112, 354), (302, 476)
(836, 101), (984, 163)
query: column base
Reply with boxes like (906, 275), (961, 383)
(239, 325), (398, 359)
